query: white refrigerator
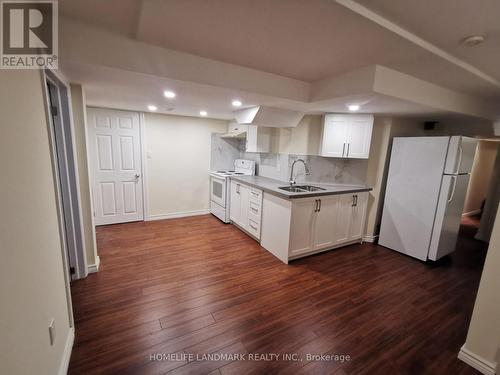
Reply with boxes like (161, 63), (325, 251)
(379, 136), (477, 261)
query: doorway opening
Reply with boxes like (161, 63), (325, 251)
(462, 139), (500, 242)
(44, 71), (87, 281)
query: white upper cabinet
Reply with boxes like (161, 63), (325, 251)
(320, 114), (374, 159)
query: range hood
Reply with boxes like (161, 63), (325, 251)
(220, 130), (246, 139)
(234, 106), (304, 128)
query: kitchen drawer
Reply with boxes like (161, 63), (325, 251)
(248, 210), (261, 225)
(249, 188), (262, 202)
(248, 200), (261, 217)
(247, 218), (261, 239)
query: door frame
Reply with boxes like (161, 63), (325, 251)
(86, 106), (148, 224)
(42, 69), (88, 282)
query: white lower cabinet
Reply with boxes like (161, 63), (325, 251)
(230, 180), (263, 239)
(289, 199), (316, 256)
(261, 191), (369, 264)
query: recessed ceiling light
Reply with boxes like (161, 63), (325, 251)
(232, 100), (242, 107)
(147, 105), (157, 111)
(461, 35), (485, 47)
(348, 104), (360, 112)
(199, 110), (208, 117)
(164, 90), (176, 99)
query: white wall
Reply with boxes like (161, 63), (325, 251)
(0, 70), (72, 374)
(144, 113), (228, 219)
(460, 203), (500, 373)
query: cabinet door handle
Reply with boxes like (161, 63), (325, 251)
(347, 143), (350, 158)
(342, 143), (346, 157)
(314, 199), (319, 212)
(352, 194), (357, 207)
(236, 184), (240, 194)
(318, 199), (322, 212)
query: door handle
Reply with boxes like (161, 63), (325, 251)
(456, 145), (463, 174)
(447, 176), (457, 203)
(342, 143), (346, 157)
(347, 143), (350, 158)
(134, 173), (140, 180)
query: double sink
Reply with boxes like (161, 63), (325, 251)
(279, 185), (325, 193)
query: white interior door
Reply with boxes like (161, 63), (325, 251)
(87, 108), (144, 225)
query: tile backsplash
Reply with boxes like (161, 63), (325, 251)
(211, 134), (368, 185)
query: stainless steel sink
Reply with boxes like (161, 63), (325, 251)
(296, 185), (325, 192)
(279, 185), (325, 193)
(279, 186), (308, 192)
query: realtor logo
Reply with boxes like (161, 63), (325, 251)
(1, 0), (58, 69)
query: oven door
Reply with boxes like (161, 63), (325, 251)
(210, 175), (226, 208)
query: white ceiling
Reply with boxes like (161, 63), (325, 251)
(64, 63), (437, 120)
(58, 0), (500, 120)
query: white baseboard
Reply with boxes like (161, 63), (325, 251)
(147, 209), (210, 221)
(462, 209), (482, 217)
(87, 255), (100, 274)
(58, 327), (74, 375)
(458, 345), (497, 375)
(363, 234), (379, 243)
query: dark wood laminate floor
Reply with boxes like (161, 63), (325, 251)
(69, 214), (486, 375)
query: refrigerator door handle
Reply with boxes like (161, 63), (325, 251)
(456, 145), (463, 174)
(447, 175), (457, 203)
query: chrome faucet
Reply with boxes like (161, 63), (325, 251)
(289, 158), (310, 185)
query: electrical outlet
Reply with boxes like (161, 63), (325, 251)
(48, 319), (56, 346)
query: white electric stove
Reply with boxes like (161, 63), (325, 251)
(209, 159), (255, 223)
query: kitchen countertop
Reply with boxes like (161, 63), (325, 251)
(230, 175), (372, 199)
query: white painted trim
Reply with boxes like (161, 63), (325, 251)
(87, 255), (101, 274)
(462, 209), (482, 217)
(147, 209), (210, 221)
(40, 71), (75, 329)
(64, 82), (89, 279)
(139, 112), (149, 221)
(79, 86), (99, 270)
(44, 71), (88, 280)
(335, 0), (500, 88)
(363, 234), (379, 243)
(458, 345), (497, 375)
(57, 327), (75, 375)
